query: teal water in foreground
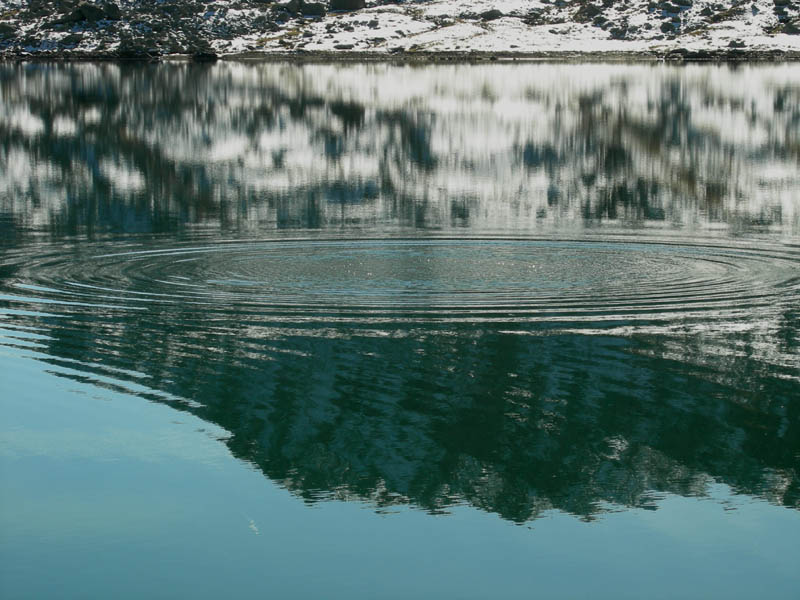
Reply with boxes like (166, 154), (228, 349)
(1, 62), (799, 598)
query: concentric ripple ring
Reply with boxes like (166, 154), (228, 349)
(4, 237), (799, 327)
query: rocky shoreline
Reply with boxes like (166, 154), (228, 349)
(7, 48), (800, 62)
(1, 0), (798, 61)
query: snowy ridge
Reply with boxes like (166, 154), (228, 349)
(0, 0), (798, 59)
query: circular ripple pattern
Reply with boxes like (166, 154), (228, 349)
(7, 238), (799, 326)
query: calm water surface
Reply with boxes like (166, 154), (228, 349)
(1, 62), (799, 598)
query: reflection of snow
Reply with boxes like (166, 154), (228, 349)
(6, 108), (44, 137)
(101, 160), (146, 192)
(1, 62), (799, 238)
(248, 519), (259, 535)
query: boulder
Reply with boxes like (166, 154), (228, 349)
(574, 3), (602, 22)
(102, 2), (121, 20)
(301, 2), (326, 16)
(783, 19), (800, 34)
(480, 9), (504, 21)
(192, 50), (218, 61)
(659, 2), (682, 14)
(274, 0), (300, 14)
(64, 1), (121, 23)
(330, 0), (365, 10)
(116, 44), (156, 59)
(609, 26), (627, 39)
(61, 32), (84, 45)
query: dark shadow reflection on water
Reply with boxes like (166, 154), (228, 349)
(0, 62), (798, 524)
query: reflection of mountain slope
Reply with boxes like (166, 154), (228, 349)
(1, 63), (798, 523)
(2, 63), (799, 238)
(6, 298), (795, 523)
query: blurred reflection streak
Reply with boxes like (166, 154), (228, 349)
(1, 62), (799, 238)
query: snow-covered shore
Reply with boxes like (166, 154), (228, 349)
(1, 0), (799, 60)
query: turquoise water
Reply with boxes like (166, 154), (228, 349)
(1, 62), (799, 598)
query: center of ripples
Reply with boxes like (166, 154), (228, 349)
(8, 238), (776, 323)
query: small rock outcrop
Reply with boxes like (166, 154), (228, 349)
(330, 0), (366, 11)
(64, 1), (121, 23)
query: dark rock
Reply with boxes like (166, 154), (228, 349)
(116, 44), (157, 60)
(26, 0), (62, 18)
(334, 42), (354, 49)
(708, 4), (746, 23)
(61, 32), (84, 45)
(65, 5), (99, 22)
(574, 3), (602, 22)
(480, 9), (504, 21)
(161, 3), (196, 18)
(252, 15), (280, 30)
(60, 1), (121, 23)
(523, 9), (547, 25)
(609, 26), (628, 39)
(81, 1), (119, 21)
(783, 19), (800, 34)
(330, 0), (365, 10)
(0, 23), (16, 37)
(192, 50), (218, 61)
(660, 21), (675, 32)
(274, 0), (299, 14)
(665, 47), (689, 59)
(728, 39), (746, 47)
(301, 2), (326, 16)
(103, 2), (121, 20)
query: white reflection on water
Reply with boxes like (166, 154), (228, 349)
(1, 62), (799, 237)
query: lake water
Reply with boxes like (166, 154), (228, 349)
(1, 62), (799, 598)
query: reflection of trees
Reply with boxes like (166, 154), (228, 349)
(2, 63), (799, 239)
(6, 298), (797, 523)
(1, 62), (799, 521)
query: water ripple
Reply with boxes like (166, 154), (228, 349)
(3, 237), (798, 330)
